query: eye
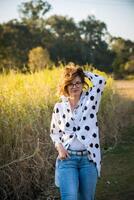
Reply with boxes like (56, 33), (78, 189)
(76, 81), (81, 84)
(68, 81), (82, 88)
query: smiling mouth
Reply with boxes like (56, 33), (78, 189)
(71, 89), (79, 92)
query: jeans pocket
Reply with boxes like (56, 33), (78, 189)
(57, 155), (71, 161)
(55, 156), (71, 187)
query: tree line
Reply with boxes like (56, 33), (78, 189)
(0, 0), (134, 78)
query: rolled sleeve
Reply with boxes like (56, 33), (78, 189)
(84, 71), (106, 92)
(84, 71), (107, 112)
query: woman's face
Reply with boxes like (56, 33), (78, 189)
(67, 76), (83, 98)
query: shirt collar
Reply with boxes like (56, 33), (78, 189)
(60, 92), (85, 104)
(60, 95), (69, 102)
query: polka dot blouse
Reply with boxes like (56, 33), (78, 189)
(50, 71), (107, 177)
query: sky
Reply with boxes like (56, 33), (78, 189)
(0, 0), (134, 41)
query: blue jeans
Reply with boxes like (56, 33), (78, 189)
(55, 155), (98, 200)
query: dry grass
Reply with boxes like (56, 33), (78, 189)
(0, 68), (133, 199)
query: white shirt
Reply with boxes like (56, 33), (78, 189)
(69, 135), (86, 150)
(50, 71), (106, 177)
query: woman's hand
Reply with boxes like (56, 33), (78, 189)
(55, 143), (70, 160)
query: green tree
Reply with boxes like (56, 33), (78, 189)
(79, 15), (114, 71)
(79, 15), (107, 43)
(0, 20), (34, 72)
(46, 15), (82, 64)
(111, 37), (134, 78)
(18, 0), (51, 22)
(0, 0), (124, 74)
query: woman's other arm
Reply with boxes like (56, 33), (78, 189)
(50, 104), (69, 159)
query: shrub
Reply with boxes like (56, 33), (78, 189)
(28, 46), (51, 72)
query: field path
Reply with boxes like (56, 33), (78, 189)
(96, 80), (134, 200)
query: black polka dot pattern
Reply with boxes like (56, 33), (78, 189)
(56, 108), (59, 113)
(73, 127), (76, 132)
(85, 126), (90, 131)
(66, 122), (70, 127)
(90, 96), (94, 101)
(92, 105), (95, 110)
(97, 88), (100, 93)
(95, 144), (99, 148)
(84, 106), (87, 110)
(81, 135), (85, 140)
(99, 80), (103, 84)
(90, 113), (94, 118)
(50, 72), (106, 179)
(90, 143), (93, 147)
(69, 135), (73, 138)
(88, 151), (91, 155)
(92, 133), (97, 138)
(83, 116), (86, 120)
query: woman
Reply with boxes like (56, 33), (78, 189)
(50, 64), (106, 200)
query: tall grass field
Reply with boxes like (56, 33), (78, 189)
(0, 67), (133, 199)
